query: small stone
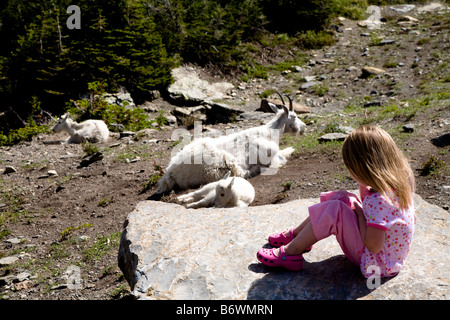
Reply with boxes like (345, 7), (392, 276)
(302, 76), (316, 82)
(75, 235), (89, 242)
(5, 237), (22, 245)
(380, 40), (395, 45)
(300, 81), (318, 90)
(47, 170), (58, 177)
(361, 67), (386, 78)
(400, 15), (419, 23)
(3, 166), (17, 174)
(0, 275), (16, 287)
(402, 124), (415, 133)
(364, 101), (382, 108)
(79, 152), (103, 168)
(120, 131), (135, 138)
(51, 284), (67, 290)
(0, 256), (19, 267)
(15, 280), (33, 291)
(14, 272), (31, 283)
(318, 133), (349, 143)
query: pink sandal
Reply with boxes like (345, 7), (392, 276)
(257, 246), (304, 271)
(268, 228), (295, 247)
(268, 228), (313, 253)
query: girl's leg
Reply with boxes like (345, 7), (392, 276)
(283, 221), (317, 255)
(275, 199), (364, 266)
(291, 217), (311, 237)
(308, 199), (364, 265)
(269, 217), (312, 248)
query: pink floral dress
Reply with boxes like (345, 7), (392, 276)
(360, 191), (416, 278)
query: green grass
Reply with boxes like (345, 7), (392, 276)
(82, 232), (122, 264)
(0, 179), (28, 227)
(59, 223), (93, 241)
(420, 156), (448, 177)
(282, 130), (344, 156)
(0, 124), (50, 147)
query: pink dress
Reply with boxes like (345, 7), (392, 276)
(308, 188), (415, 278)
(360, 191), (415, 277)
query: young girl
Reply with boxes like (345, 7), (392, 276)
(257, 125), (416, 278)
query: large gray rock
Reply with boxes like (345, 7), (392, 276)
(167, 66), (234, 105)
(118, 193), (449, 300)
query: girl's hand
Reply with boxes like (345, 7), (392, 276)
(353, 201), (364, 217)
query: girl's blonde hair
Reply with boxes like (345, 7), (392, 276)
(342, 125), (415, 210)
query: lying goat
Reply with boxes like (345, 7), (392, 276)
(177, 171), (255, 208)
(52, 113), (109, 144)
(156, 94), (306, 194)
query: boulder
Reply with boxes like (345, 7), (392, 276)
(171, 106), (208, 124)
(417, 2), (447, 13)
(102, 91), (136, 109)
(431, 133), (450, 148)
(167, 66), (234, 105)
(202, 101), (244, 124)
(390, 4), (415, 13)
(118, 193), (449, 300)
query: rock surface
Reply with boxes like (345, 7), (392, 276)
(118, 193), (449, 300)
(167, 66), (234, 105)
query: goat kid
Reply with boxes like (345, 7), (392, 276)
(52, 113), (109, 144)
(177, 171), (255, 209)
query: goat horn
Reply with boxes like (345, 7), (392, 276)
(275, 91), (285, 106)
(284, 95), (294, 111)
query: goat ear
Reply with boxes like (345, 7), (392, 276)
(62, 113), (68, 119)
(268, 102), (279, 114)
(223, 171), (231, 180)
(228, 177), (235, 189)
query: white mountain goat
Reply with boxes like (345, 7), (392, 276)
(177, 171), (255, 208)
(52, 113), (109, 144)
(156, 94), (306, 194)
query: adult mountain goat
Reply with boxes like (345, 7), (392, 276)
(156, 94), (306, 194)
(52, 113), (109, 144)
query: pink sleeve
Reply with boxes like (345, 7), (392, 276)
(366, 223), (389, 231)
(363, 193), (398, 230)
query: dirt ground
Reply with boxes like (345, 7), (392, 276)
(0, 5), (449, 300)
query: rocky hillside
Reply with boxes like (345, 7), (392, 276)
(0, 2), (448, 300)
